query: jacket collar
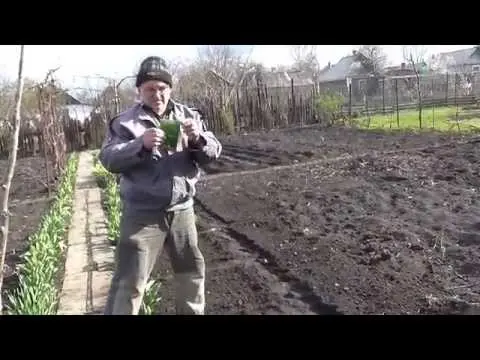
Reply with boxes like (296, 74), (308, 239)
(137, 100), (175, 127)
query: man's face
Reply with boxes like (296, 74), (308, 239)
(138, 80), (171, 115)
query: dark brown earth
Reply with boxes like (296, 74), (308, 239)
(152, 125), (480, 314)
(201, 125), (471, 175)
(0, 156), (54, 303)
(5, 125), (480, 315)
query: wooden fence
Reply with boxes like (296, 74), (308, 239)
(72, 79), (322, 150)
(11, 72), (474, 157)
(0, 78), (88, 196)
(180, 80), (320, 135)
(0, 117), (86, 161)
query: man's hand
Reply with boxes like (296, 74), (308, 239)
(142, 128), (165, 150)
(182, 118), (201, 143)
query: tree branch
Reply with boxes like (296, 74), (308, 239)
(0, 45), (25, 313)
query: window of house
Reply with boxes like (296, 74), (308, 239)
(473, 65), (480, 72)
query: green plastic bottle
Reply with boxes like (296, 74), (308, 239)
(160, 118), (182, 149)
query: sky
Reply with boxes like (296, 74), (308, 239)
(0, 45), (475, 93)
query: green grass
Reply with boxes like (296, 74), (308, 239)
(355, 105), (480, 133)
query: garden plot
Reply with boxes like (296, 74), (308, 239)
(92, 125), (480, 315)
(201, 125), (472, 175)
(194, 139), (480, 314)
(1, 156), (54, 304)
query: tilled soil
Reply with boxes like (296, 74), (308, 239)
(81, 125), (479, 315)
(189, 135), (480, 315)
(7, 126), (480, 315)
(0, 156), (54, 302)
(151, 212), (322, 315)
(202, 125), (469, 175)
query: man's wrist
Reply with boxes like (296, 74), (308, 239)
(189, 134), (206, 148)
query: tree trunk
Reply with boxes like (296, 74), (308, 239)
(416, 72), (422, 129)
(0, 45), (25, 313)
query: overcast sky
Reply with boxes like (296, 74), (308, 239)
(0, 45), (475, 92)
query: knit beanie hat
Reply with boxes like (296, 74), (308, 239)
(135, 56), (173, 88)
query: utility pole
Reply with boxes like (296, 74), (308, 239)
(112, 79), (119, 114)
(80, 74), (135, 114)
(114, 75), (135, 113)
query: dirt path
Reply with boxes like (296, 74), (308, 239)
(57, 151), (114, 315)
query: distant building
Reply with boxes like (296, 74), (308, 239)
(431, 46), (480, 74)
(242, 69), (316, 88)
(62, 92), (94, 125)
(317, 51), (368, 84)
(383, 63), (418, 77)
(315, 50), (376, 100)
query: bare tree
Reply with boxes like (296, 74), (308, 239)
(289, 45), (319, 73)
(0, 77), (43, 132)
(72, 88), (98, 105)
(429, 53), (455, 74)
(175, 45), (255, 133)
(403, 45), (427, 128)
(197, 46), (243, 82)
(167, 57), (188, 86)
(352, 45), (389, 98)
(0, 45), (25, 313)
(357, 45), (387, 75)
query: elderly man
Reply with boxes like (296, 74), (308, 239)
(100, 56), (222, 315)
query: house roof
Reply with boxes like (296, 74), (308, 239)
(287, 70), (315, 86)
(436, 47), (480, 66)
(244, 70), (315, 88)
(258, 71), (291, 87)
(384, 62), (427, 75)
(317, 55), (370, 83)
(64, 92), (82, 105)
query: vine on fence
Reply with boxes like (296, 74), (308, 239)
(36, 72), (68, 191)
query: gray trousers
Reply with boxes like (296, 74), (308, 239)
(104, 206), (205, 315)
